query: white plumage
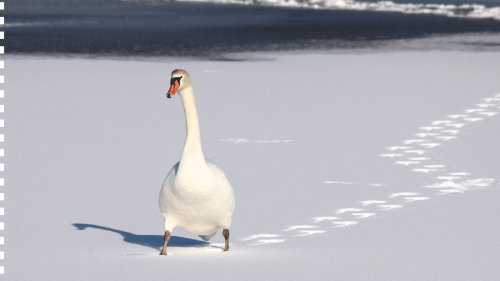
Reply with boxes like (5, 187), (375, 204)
(158, 69), (235, 255)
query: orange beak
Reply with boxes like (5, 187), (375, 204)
(167, 80), (180, 98)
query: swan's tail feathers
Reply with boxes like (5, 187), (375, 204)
(198, 232), (217, 241)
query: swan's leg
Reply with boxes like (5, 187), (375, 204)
(223, 229), (229, 251)
(160, 216), (175, 255)
(159, 230), (171, 255)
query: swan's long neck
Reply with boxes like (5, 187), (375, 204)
(177, 86), (208, 179)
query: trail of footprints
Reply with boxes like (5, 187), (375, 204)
(241, 94), (500, 246)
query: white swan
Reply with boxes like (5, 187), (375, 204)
(158, 69), (236, 255)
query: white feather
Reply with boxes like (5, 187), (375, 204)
(159, 71), (235, 239)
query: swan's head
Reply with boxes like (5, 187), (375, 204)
(166, 69), (191, 98)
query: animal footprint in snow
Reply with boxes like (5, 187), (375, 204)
(436, 136), (456, 141)
(465, 109), (485, 113)
(415, 133), (439, 137)
(390, 192), (419, 198)
(379, 205), (404, 210)
(409, 157), (430, 161)
(448, 114), (468, 119)
(425, 181), (458, 188)
(441, 130), (460, 134)
(351, 213), (376, 219)
(404, 197), (430, 202)
(241, 234), (282, 241)
(405, 150), (426, 155)
(464, 118), (483, 122)
(359, 200), (387, 206)
(439, 189), (464, 194)
(251, 239), (286, 245)
(336, 208), (363, 214)
(396, 161), (419, 166)
(332, 221), (358, 227)
(380, 154), (404, 158)
(404, 139), (426, 144)
(481, 98), (499, 102)
(437, 176), (461, 180)
(387, 146), (412, 151)
(445, 123), (464, 128)
(420, 126), (444, 131)
(425, 178), (496, 190)
(461, 178), (496, 189)
(284, 225), (317, 231)
(419, 143), (441, 148)
(413, 168), (436, 173)
(478, 112), (498, 117)
(449, 172), (470, 176)
(312, 217), (340, 223)
(242, 234), (286, 245)
(476, 103), (496, 107)
(324, 181), (353, 184)
(425, 165), (445, 169)
(432, 120), (453, 125)
(294, 230), (326, 237)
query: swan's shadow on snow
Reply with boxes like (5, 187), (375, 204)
(72, 223), (209, 251)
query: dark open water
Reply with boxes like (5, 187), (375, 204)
(5, 0), (500, 58)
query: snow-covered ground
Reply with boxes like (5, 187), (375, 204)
(5, 51), (500, 280)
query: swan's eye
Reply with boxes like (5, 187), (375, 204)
(170, 76), (182, 88)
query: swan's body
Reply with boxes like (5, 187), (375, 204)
(159, 159), (235, 237)
(158, 69), (235, 255)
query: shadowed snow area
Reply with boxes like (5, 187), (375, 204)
(72, 224), (210, 250)
(5, 51), (500, 280)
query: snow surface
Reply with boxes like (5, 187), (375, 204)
(4, 51), (500, 280)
